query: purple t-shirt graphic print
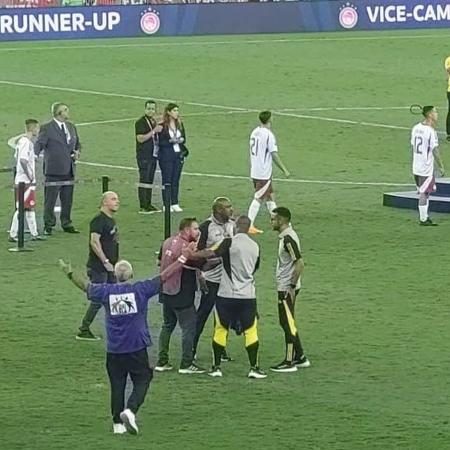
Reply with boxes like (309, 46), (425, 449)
(87, 278), (160, 354)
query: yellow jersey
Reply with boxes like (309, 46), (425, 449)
(445, 56), (450, 91)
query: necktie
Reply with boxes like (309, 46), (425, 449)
(61, 123), (68, 144)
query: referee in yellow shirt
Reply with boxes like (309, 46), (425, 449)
(445, 56), (450, 141)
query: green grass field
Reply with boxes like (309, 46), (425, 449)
(1, 30), (450, 450)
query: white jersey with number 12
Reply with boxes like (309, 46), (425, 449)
(411, 122), (438, 177)
(249, 126), (278, 180)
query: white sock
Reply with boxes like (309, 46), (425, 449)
(266, 200), (277, 214)
(418, 204), (428, 222)
(26, 211), (38, 236)
(248, 199), (261, 225)
(10, 210), (18, 238)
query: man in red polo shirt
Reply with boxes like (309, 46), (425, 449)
(155, 217), (206, 374)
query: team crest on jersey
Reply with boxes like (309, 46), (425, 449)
(109, 293), (137, 316)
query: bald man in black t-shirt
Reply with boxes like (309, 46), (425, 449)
(76, 191), (120, 341)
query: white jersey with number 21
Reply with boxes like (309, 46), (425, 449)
(249, 126), (278, 180)
(411, 122), (438, 177)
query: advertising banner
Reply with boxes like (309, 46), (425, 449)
(1, 1), (450, 42)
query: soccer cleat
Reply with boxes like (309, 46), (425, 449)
(221, 350), (234, 362)
(120, 409), (138, 435)
(178, 364), (206, 374)
(113, 423), (127, 434)
(248, 367), (267, 379)
(8, 236), (17, 243)
(76, 330), (101, 341)
(270, 361), (298, 373)
(294, 357), (311, 368)
(419, 218), (438, 226)
(208, 366), (223, 378)
(154, 363), (173, 372)
(171, 204), (183, 212)
(43, 227), (52, 236)
(248, 226), (264, 235)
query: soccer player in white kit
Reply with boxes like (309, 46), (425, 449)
(9, 119), (45, 241)
(247, 111), (290, 234)
(411, 106), (445, 226)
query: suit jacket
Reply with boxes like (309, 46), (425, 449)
(35, 120), (81, 177)
(157, 123), (187, 163)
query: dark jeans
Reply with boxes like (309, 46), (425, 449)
(159, 158), (183, 206)
(447, 92), (450, 136)
(137, 157), (157, 209)
(44, 174), (74, 229)
(106, 348), (153, 423)
(193, 281), (219, 354)
(158, 303), (196, 369)
(79, 267), (116, 332)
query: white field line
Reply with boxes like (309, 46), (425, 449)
(78, 161), (414, 188)
(0, 80), (424, 133)
(278, 106), (413, 112)
(0, 33), (448, 52)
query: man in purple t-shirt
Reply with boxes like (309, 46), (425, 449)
(59, 248), (192, 435)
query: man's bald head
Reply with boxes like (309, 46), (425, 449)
(100, 191), (120, 213)
(235, 215), (251, 234)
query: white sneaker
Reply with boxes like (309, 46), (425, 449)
(113, 423), (127, 434)
(208, 367), (223, 378)
(154, 363), (173, 372)
(178, 364), (206, 374)
(295, 357), (311, 368)
(171, 204), (183, 212)
(248, 367), (267, 379)
(120, 409), (138, 435)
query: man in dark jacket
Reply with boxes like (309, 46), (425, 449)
(35, 102), (81, 235)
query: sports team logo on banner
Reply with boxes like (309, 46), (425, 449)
(140, 7), (160, 35)
(339, 2), (358, 29)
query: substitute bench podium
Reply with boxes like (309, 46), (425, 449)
(383, 178), (450, 213)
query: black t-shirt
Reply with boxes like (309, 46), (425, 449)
(87, 212), (119, 271)
(135, 115), (157, 160)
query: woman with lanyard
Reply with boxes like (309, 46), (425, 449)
(157, 103), (189, 212)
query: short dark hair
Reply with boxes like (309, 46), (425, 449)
(259, 110), (272, 124)
(272, 207), (291, 222)
(179, 217), (197, 231)
(145, 100), (156, 108)
(25, 119), (39, 132)
(422, 105), (435, 117)
(25, 119), (39, 128)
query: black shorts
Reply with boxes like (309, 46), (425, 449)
(216, 297), (257, 330)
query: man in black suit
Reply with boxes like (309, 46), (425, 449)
(35, 102), (81, 235)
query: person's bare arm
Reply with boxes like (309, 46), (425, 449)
(90, 233), (114, 272)
(59, 259), (89, 292)
(272, 152), (290, 178)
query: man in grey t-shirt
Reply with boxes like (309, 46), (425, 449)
(269, 207), (310, 374)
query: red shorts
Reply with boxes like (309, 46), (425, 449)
(414, 175), (436, 195)
(253, 179), (273, 200)
(15, 185), (36, 210)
